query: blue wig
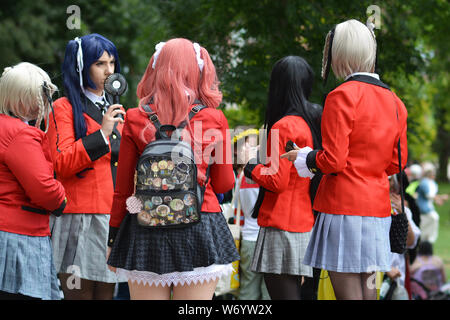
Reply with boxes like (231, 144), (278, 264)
(62, 33), (121, 140)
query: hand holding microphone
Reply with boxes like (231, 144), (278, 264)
(101, 104), (125, 137)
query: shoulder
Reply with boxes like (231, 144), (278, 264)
(8, 123), (44, 146)
(272, 115), (309, 132)
(326, 82), (360, 104)
(190, 106), (227, 128)
(0, 116), (42, 139)
(53, 97), (72, 109)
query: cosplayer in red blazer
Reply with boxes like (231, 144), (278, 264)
(107, 38), (239, 300)
(46, 34), (125, 300)
(243, 56), (322, 300)
(0, 62), (65, 300)
(282, 20), (408, 300)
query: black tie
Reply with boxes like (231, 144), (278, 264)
(96, 99), (107, 115)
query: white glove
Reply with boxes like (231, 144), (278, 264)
(294, 146), (315, 179)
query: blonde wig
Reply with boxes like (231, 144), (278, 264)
(0, 62), (57, 131)
(322, 19), (377, 81)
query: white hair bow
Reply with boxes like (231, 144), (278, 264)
(74, 37), (84, 91)
(193, 42), (204, 72)
(152, 41), (166, 69)
(151, 41), (204, 72)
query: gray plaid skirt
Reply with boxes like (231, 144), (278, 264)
(50, 214), (122, 283)
(251, 227), (313, 277)
(108, 212), (240, 275)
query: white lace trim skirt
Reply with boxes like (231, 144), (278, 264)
(115, 263), (234, 287)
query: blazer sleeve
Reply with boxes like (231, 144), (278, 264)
(315, 88), (356, 174)
(109, 113), (140, 228)
(4, 127), (66, 211)
(386, 97), (408, 176)
(208, 111), (235, 194)
(249, 122), (299, 194)
(46, 100), (110, 179)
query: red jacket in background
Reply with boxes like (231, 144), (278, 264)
(0, 115), (66, 236)
(250, 115), (315, 233)
(313, 76), (408, 217)
(109, 104), (235, 228)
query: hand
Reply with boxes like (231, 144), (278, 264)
(390, 193), (402, 212)
(280, 149), (300, 162)
(282, 146), (314, 178)
(386, 267), (401, 280)
(106, 247), (116, 273)
(101, 104), (125, 137)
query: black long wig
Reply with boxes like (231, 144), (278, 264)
(252, 56), (322, 217)
(264, 55), (321, 148)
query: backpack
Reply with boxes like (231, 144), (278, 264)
(133, 103), (209, 228)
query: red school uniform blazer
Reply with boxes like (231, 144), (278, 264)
(0, 115), (66, 236)
(109, 104), (235, 229)
(46, 95), (123, 214)
(308, 75), (408, 217)
(246, 115), (315, 233)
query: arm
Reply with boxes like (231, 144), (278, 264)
(109, 114), (140, 229)
(246, 123), (299, 193)
(5, 128), (66, 212)
(314, 89), (355, 174)
(207, 111), (235, 194)
(46, 101), (110, 179)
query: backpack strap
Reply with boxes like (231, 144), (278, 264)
(142, 104), (172, 139)
(176, 104), (208, 131)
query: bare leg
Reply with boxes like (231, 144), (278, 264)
(172, 279), (219, 300)
(128, 280), (172, 300)
(328, 271), (363, 300)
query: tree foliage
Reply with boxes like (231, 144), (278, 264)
(0, 0), (448, 180)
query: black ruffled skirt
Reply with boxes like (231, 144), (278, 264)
(108, 212), (240, 275)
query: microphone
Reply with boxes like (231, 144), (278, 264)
(104, 73), (128, 119)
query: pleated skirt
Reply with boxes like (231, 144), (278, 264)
(251, 227), (313, 277)
(50, 214), (122, 283)
(0, 230), (60, 300)
(108, 212), (240, 286)
(302, 212), (392, 273)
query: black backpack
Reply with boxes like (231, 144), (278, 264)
(134, 104), (209, 228)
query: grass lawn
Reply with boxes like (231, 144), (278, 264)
(433, 182), (450, 282)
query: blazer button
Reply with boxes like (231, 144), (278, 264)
(114, 162), (118, 167)
(112, 134), (117, 139)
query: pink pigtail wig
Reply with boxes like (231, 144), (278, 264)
(137, 38), (222, 130)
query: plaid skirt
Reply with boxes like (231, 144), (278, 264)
(0, 230), (60, 300)
(50, 214), (122, 283)
(108, 212), (240, 276)
(302, 212), (392, 273)
(251, 227), (313, 277)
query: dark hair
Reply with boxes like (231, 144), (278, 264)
(418, 241), (433, 256)
(62, 33), (120, 140)
(251, 57), (322, 219)
(264, 56), (322, 149)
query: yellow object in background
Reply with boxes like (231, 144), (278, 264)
(229, 239), (240, 290)
(317, 269), (383, 300)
